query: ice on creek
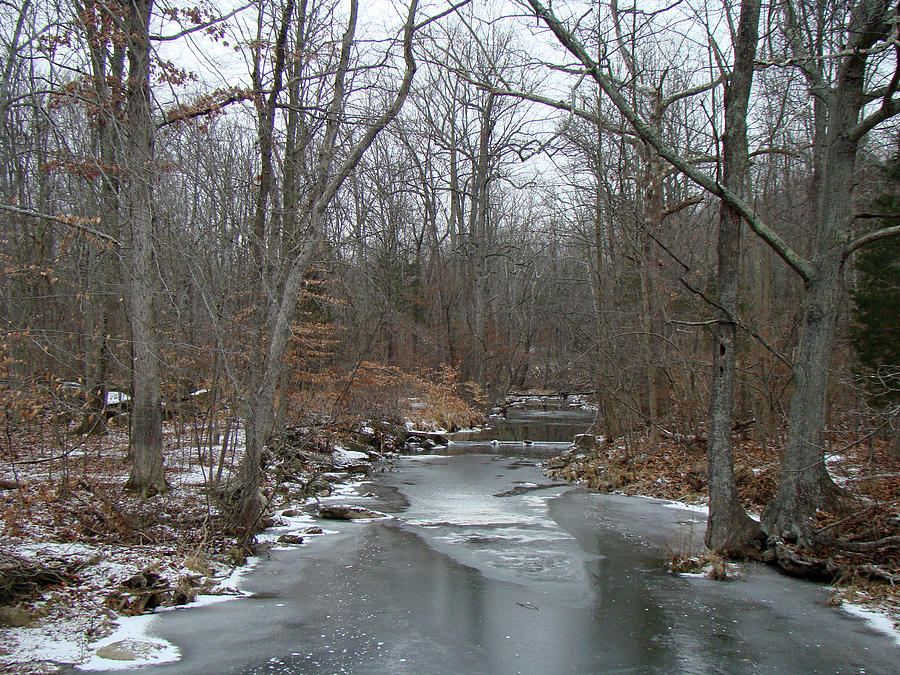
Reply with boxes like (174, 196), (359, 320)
(392, 457), (586, 598)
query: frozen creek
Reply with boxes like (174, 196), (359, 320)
(77, 430), (899, 674)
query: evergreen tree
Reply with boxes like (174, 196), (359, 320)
(850, 167), (900, 424)
(851, 206), (900, 398)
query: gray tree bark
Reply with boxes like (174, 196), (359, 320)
(123, 0), (166, 495)
(761, 0), (898, 542)
(706, 0), (765, 556)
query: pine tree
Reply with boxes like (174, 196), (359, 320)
(850, 166), (900, 454)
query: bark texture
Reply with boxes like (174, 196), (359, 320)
(761, 0), (894, 542)
(705, 0), (764, 557)
(124, 0), (165, 496)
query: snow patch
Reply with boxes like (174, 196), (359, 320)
(77, 614), (179, 670)
(661, 500), (709, 515)
(106, 391), (131, 406)
(841, 602), (900, 645)
(332, 447), (369, 465)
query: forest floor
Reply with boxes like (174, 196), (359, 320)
(545, 426), (900, 628)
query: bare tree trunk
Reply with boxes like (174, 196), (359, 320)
(762, 258), (846, 540)
(81, 0), (127, 435)
(641, 131), (665, 448)
(229, 0), (419, 539)
(761, 0), (895, 542)
(706, 0), (764, 556)
(468, 91), (496, 388)
(124, 0), (165, 495)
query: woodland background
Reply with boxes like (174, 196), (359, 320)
(1, 0), (898, 543)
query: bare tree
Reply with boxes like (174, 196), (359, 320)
(706, 0), (765, 556)
(761, 0), (900, 541)
(123, 0), (165, 495)
(522, 0), (900, 544)
(227, 0), (421, 538)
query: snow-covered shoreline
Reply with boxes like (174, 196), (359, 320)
(0, 418), (396, 673)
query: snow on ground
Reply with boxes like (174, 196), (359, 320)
(0, 416), (386, 673)
(77, 614), (180, 671)
(105, 391), (131, 406)
(841, 602), (900, 645)
(332, 447), (370, 466)
(661, 499), (710, 515)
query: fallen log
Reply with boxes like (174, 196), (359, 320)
(660, 418), (756, 445)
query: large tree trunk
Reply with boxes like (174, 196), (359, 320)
(468, 91), (496, 388)
(762, 259), (848, 540)
(760, 0), (889, 540)
(124, 0), (165, 495)
(705, 0), (764, 557)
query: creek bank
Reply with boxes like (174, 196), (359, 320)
(0, 413), (442, 673)
(544, 427), (900, 624)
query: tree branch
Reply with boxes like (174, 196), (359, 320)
(849, 96), (900, 142)
(150, 3), (252, 42)
(842, 224), (900, 262)
(524, 0), (814, 282)
(317, 0), (419, 210)
(0, 203), (120, 247)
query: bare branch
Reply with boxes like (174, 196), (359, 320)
(150, 2), (253, 42)
(842, 224), (900, 262)
(0, 204), (120, 247)
(524, 0), (814, 281)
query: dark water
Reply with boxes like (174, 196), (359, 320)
(83, 410), (900, 674)
(447, 405), (597, 446)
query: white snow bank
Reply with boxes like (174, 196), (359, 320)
(661, 500), (709, 515)
(77, 614), (179, 671)
(72, 557), (260, 671)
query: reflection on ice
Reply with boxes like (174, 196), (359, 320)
(392, 453), (590, 599)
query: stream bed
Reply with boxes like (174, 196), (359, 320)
(82, 410), (900, 674)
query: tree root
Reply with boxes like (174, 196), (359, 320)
(816, 533), (900, 554)
(773, 543), (900, 585)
